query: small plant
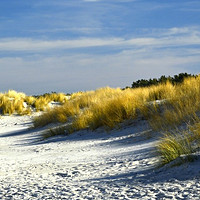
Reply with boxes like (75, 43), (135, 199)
(33, 97), (49, 111)
(157, 131), (194, 165)
(25, 96), (36, 106)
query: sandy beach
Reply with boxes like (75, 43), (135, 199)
(0, 114), (199, 199)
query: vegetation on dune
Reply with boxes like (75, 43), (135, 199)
(34, 74), (200, 132)
(157, 131), (195, 165)
(33, 73), (200, 166)
(2, 72), (200, 166)
(0, 90), (29, 115)
(33, 101), (80, 127)
(0, 90), (69, 115)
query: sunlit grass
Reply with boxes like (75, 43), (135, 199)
(38, 84), (174, 134)
(149, 76), (200, 131)
(0, 90), (68, 115)
(30, 76), (200, 134)
(33, 101), (80, 127)
(33, 74), (200, 167)
(157, 131), (194, 165)
(2, 75), (200, 167)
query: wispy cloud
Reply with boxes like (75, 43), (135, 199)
(0, 26), (200, 52)
(0, 38), (124, 51)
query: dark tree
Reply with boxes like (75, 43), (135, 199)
(130, 73), (197, 89)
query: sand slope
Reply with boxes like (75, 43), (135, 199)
(0, 115), (199, 199)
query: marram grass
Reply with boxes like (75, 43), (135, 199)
(37, 82), (177, 133)
(33, 101), (80, 127)
(33, 74), (200, 166)
(2, 75), (200, 166)
(37, 76), (200, 133)
(0, 90), (68, 115)
(157, 131), (194, 165)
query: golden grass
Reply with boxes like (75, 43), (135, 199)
(148, 81), (176, 101)
(2, 76), (200, 167)
(36, 74), (200, 167)
(70, 109), (93, 131)
(157, 131), (194, 165)
(33, 101), (80, 127)
(33, 97), (50, 111)
(0, 95), (24, 115)
(0, 90), (27, 115)
(157, 117), (200, 165)
(148, 76), (200, 131)
(38, 84), (174, 134)
(36, 76), (200, 133)
(0, 90), (68, 115)
(42, 93), (68, 104)
(37, 87), (150, 131)
(25, 96), (36, 106)
(6, 90), (26, 99)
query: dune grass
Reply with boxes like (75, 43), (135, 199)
(149, 76), (200, 131)
(33, 101), (80, 127)
(157, 131), (194, 165)
(2, 75), (200, 166)
(0, 91), (28, 115)
(148, 76), (200, 165)
(0, 90), (68, 115)
(35, 76), (200, 132)
(32, 75), (200, 166)
(35, 82), (177, 133)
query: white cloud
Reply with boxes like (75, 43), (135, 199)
(0, 26), (199, 52)
(0, 36), (195, 52)
(0, 38), (123, 51)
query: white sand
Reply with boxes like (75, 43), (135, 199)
(0, 115), (200, 199)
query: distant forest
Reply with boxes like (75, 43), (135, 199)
(125, 73), (197, 89)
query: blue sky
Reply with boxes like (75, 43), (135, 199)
(0, 0), (200, 95)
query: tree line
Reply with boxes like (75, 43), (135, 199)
(124, 73), (198, 89)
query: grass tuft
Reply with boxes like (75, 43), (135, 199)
(0, 90), (69, 115)
(157, 131), (194, 165)
(33, 101), (80, 128)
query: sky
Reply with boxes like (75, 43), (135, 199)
(0, 0), (200, 95)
